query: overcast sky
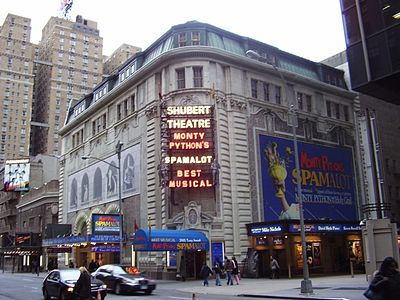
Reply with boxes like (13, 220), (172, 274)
(1, 0), (346, 62)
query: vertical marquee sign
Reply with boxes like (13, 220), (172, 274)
(160, 105), (216, 188)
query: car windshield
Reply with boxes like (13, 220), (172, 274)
(60, 270), (81, 281)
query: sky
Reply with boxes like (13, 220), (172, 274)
(1, 0), (347, 62)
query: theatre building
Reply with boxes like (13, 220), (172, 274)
(57, 21), (362, 278)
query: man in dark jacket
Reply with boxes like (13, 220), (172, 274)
(74, 266), (92, 300)
(200, 262), (213, 286)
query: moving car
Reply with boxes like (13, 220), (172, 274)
(92, 264), (156, 295)
(42, 269), (107, 300)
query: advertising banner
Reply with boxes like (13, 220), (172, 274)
(92, 214), (121, 235)
(4, 159), (30, 191)
(259, 135), (357, 222)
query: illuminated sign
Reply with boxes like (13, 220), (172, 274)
(92, 214), (121, 235)
(161, 105), (215, 188)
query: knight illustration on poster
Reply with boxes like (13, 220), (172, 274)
(259, 135), (357, 222)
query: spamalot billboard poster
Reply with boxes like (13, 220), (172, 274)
(259, 135), (357, 222)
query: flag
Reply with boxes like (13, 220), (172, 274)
(148, 217), (152, 231)
(134, 219), (139, 232)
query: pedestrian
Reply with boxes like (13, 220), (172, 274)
(368, 256), (400, 300)
(232, 256), (240, 285)
(200, 262), (213, 286)
(270, 256), (280, 279)
(224, 256), (233, 285)
(88, 259), (96, 273)
(47, 259), (54, 272)
(213, 258), (223, 286)
(32, 258), (39, 276)
(74, 266), (92, 300)
(69, 259), (75, 268)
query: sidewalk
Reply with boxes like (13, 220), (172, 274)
(1, 271), (369, 300)
(176, 274), (369, 300)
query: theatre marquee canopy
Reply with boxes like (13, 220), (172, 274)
(132, 229), (209, 251)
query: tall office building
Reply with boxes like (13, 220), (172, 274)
(31, 15), (104, 155)
(340, 0), (400, 104)
(0, 14), (35, 166)
(103, 43), (141, 76)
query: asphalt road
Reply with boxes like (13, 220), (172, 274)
(0, 273), (266, 300)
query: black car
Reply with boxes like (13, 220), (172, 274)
(92, 264), (156, 295)
(42, 269), (107, 300)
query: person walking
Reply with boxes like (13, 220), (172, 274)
(232, 256), (240, 285)
(74, 266), (92, 300)
(200, 262), (213, 286)
(32, 258), (39, 276)
(270, 256), (280, 279)
(213, 258), (223, 286)
(368, 256), (400, 300)
(224, 256), (233, 285)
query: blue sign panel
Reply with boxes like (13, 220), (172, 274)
(259, 135), (357, 222)
(211, 242), (224, 265)
(89, 235), (122, 243)
(92, 245), (120, 252)
(250, 224), (284, 235)
(92, 214), (121, 235)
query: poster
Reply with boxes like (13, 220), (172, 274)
(259, 135), (357, 222)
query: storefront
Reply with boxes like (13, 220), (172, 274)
(42, 234), (123, 269)
(246, 221), (363, 278)
(132, 229), (209, 280)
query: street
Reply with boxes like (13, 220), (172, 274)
(0, 272), (267, 300)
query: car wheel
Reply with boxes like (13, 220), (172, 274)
(145, 289), (153, 295)
(115, 283), (121, 295)
(43, 288), (50, 300)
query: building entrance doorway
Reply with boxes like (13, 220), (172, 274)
(182, 250), (206, 279)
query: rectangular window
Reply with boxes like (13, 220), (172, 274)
(117, 104), (122, 121)
(263, 83), (270, 101)
(131, 94), (136, 112)
(192, 31), (200, 45)
(275, 85), (281, 104)
(335, 103), (340, 119)
(193, 67), (203, 87)
(178, 33), (187, 47)
(251, 79), (258, 98)
(176, 68), (185, 89)
(326, 101), (332, 117)
(343, 106), (350, 121)
(306, 95), (312, 112)
(297, 92), (304, 110)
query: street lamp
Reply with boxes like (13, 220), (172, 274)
(245, 50), (313, 294)
(82, 140), (124, 265)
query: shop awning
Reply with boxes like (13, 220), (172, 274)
(132, 229), (209, 251)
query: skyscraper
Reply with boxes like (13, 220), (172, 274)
(31, 15), (104, 155)
(0, 14), (35, 165)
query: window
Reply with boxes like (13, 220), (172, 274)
(131, 94), (136, 112)
(176, 68), (185, 89)
(92, 114), (107, 135)
(305, 95), (312, 112)
(193, 67), (203, 87)
(192, 32), (200, 45)
(297, 92), (304, 110)
(263, 83), (270, 101)
(178, 33), (187, 47)
(335, 103), (340, 119)
(343, 106), (350, 121)
(275, 85), (281, 104)
(72, 129), (84, 148)
(326, 100), (332, 117)
(251, 79), (258, 98)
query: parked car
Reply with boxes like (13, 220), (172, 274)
(42, 269), (107, 300)
(92, 264), (156, 295)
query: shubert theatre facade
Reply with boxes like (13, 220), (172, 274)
(55, 21), (363, 279)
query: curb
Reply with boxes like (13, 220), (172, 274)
(238, 294), (349, 300)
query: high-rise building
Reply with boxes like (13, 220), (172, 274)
(340, 0), (400, 104)
(31, 15), (104, 156)
(0, 14), (35, 165)
(103, 43), (141, 76)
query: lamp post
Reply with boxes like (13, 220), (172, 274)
(82, 140), (124, 265)
(245, 50), (313, 294)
